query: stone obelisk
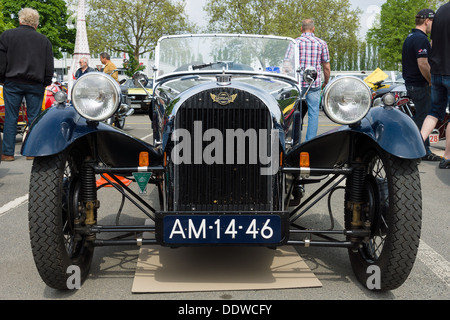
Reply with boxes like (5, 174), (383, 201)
(68, 0), (90, 99)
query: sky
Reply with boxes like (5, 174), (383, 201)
(184, 0), (387, 38)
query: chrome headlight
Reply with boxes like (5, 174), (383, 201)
(373, 97), (383, 108)
(322, 76), (372, 125)
(71, 72), (121, 121)
(382, 92), (396, 106)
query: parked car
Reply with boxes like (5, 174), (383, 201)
(120, 78), (153, 112)
(22, 34), (426, 291)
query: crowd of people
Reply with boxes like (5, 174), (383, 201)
(290, 3), (449, 169)
(74, 52), (119, 80)
(0, 4), (449, 169)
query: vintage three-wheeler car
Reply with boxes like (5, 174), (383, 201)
(22, 34), (425, 291)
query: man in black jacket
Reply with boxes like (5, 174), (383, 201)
(0, 8), (54, 161)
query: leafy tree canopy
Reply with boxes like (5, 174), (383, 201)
(0, 2), (14, 33)
(203, 0), (362, 71)
(367, 0), (441, 70)
(86, 0), (196, 63)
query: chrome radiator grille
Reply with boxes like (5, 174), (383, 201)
(173, 88), (273, 212)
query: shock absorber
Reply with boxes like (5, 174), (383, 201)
(349, 158), (365, 231)
(81, 158), (98, 227)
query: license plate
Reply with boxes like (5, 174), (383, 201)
(429, 133), (439, 144)
(163, 215), (281, 244)
(131, 104), (141, 109)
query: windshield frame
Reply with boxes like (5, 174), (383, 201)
(154, 34), (299, 84)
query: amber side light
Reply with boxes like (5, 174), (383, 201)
(300, 152), (310, 167)
(139, 152), (149, 167)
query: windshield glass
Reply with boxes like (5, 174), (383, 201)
(155, 34), (298, 80)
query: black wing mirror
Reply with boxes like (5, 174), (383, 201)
(133, 71), (149, 88)
(132, 71), (152, 98)
(303, 66), (318, 84)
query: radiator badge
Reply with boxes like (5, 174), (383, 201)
(210, 92), (237, 105)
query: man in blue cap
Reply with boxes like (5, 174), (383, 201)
(402, 8), (441, 161)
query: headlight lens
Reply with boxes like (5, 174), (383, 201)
(322, 76), (372, 125)
(71, 73), (121, 121)
(373, 97), (383, 108)
(382, 92), (396, 106)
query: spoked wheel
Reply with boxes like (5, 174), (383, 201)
(345, 148), (422, 291)
(28, 147), (94, 290)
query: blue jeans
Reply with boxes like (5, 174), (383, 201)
(429, 74), (450, 122)
(406, 84), (432, 150)
(2, 81), (45, 156)
(302, 86), (321, 141)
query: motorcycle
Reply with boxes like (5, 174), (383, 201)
(366, 69), (448, 143)
(388, 88), (449, 143)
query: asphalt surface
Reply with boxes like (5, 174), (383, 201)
(0, 112), (449, 304)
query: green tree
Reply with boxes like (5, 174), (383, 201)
(204, 0), (362, 71)
(86, 0), (196, 63)
(366, 0), (440, 70)
(1, 0), (76, 59)
(123, 46), (145, 77)
(204, 0), (282, 34)
(0, 2), (14, 33)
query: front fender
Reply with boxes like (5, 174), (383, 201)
(21, 105), (162, 167)
(21, 105), (93, 157)
(350, 106), (426, 159)
(284, 106), (426, 167)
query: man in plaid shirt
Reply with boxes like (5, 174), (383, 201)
(291, 19), (331, 141)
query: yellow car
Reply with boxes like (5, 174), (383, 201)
(120, 78), (153, 112)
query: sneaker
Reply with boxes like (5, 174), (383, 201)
(1, 154), (15, 161)
(422, 152), (442, 161)
(439, 158), (450, 169)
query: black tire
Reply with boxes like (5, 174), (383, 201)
(28, 148), (94, 290)
(345, 149), (422, 291)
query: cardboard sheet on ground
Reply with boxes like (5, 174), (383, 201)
(132, 241), (322, 293)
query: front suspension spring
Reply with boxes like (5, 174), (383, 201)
(81, 160), (97, 202)
(349, 159), (366, 230)
(81, 159), (98, 226)
(350, 160), (365, 203)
